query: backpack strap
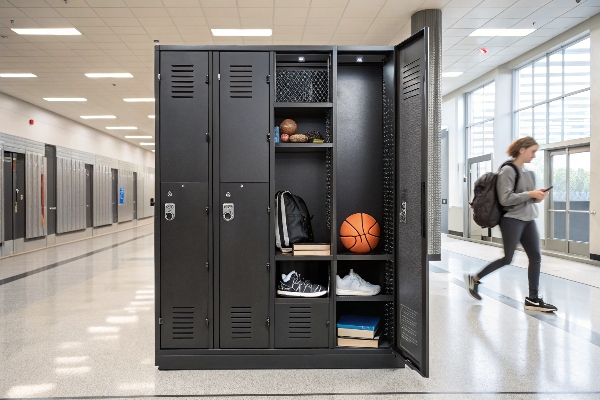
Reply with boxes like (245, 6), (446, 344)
(499, 161), (520, 192)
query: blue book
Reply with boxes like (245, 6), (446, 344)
(336, 315), (380, 331)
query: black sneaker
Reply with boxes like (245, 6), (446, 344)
(524, 297), (557, 312)
(464, 273), (481, 300)
(277, 271), (327, 298)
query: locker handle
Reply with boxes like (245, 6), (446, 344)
(267, 317), (270, 327)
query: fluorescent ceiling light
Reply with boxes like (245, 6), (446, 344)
(85, 73), (133, 78)
(125, 135), (153, 139)
(12, 28), (81, 35)
(442, 72), (463, 78)
(44, 98), (86, 101)
(211, 29), (272, 37)
(148, 115), (155, 118)
(80, 115), (116, 119)
(152, 150), (155, 152)
(123, 98), (154, 102)
(0, 73), (36, 78)
(106, 126), (137, 130)
(470, 29), (535, 37)
(140, 142), (155, 146)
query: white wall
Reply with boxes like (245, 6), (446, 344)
(0, 91), (154, 167)
(442, 13), (600, 257)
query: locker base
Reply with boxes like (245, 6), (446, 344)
(156, 352), (404, 370)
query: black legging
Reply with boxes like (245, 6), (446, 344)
(477, 217), (541, 299)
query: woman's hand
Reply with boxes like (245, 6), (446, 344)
(528, 190), (547, 200)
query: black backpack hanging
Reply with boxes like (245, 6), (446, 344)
(275, 191), (314, 249)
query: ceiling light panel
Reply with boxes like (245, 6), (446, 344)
(80, 115), (116, 119)
(470, 29), (536, 36)
(0, 73), (37, 78)
(12, 28), (82, 35)
(85, 73), (134, 78)
(44, 98), (87, 101)
(211, 29), (273, 36)
(106, 126), (137, 130)
(140, 142), (155, 146)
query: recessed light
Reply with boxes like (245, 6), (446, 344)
(0, 73), (37, 78)
(12, 28), (81, 35)
(148, 115), (155, 118)
(125, 136), (153, 139)
(80, 115), (116, 119)
(44, 98), (86, 101)
(211, 29), (272, 37)
(140, 142), (155, 146)
(123, 98), (154, 102)
(85, 73), (133, 78)
(442, 72), (463, 77)
(106, 126), (137, 130)
(470, 29), (535, 37)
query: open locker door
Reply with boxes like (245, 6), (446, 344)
(393, 28), (430, 377)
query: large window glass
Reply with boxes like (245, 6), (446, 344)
(515, 37), (590, 143)
(466, 81), (495, 157)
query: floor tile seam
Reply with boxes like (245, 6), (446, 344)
(443, 249), (600, 289)
(0, 233), (154, 287)
(436, 265), (600, 348)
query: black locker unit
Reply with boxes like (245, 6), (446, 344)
(155, 30), (430, 376)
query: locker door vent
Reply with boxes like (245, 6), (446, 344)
(230, 306), (252, 339)
(400, 304), (419, 346)
(170, 64), (195, 98)
(229, 64), (253, 99)
(172, 306), (194, 340)
(288, 306), (312, 339)
(401, 59), (421, 100)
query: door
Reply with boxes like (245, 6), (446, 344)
(3, 152), (12, 243)
(45, 145), (57, 235)
(394, 28), (429, 377)
(466, 153), (493, 240)
(14, 153), (26, 241)
(546, 146), (591, 256)
(133, 172), (137, 220)
(111, 168), (118, 223)
(85, 164), (93, 228)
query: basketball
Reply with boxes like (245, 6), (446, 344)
(340, 213), (380, 254)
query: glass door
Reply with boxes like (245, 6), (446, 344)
(546, 146), (591, 256)
(466, 154), (493, 240)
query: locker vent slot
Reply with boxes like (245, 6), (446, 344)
(231, 306), (252, 339)
(402, 59), (421, 100)
(288, 306), (312, 339)
(172, 306), (194, 340)
(400, 304), (419, 346)
(170, 64), (195, 98)
(229, 64), (253, 98)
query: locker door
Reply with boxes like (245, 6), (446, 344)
(45, 145), (57, 235)
(3, 152), (13, 241)
(219, 183), (269, 348)
(85, 164), (93, 228)
(394, 28), (430, 377)
(133, 172), (137, 220)
(111, 168), (118, 223)
(219, 52), (270, 183)
(14, 153), (25, 240)
(160, 182), (209, 348)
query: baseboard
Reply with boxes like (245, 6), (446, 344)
(448, 230), (463, 237)
(592, 253), (600, 261)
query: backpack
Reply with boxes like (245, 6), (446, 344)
(470, 161), (520, 229)
(275, 191), (314, 249)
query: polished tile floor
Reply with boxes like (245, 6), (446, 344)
(1, 227), (599, 399)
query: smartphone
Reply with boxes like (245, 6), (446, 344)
(542, 186), (553, 192)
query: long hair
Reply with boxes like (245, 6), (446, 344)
(507, 136), (538, 158)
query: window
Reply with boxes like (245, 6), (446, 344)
(515, 37), (590, 144)
(466, 81), (495, 157)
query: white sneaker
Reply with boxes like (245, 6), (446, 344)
(336, 269), (381, 296)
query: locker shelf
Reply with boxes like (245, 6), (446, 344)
(335, 295), (394, 302)
(275, 297), (329, 304)
(336, 252), (393, 261)
(274, 102), (333, 108)
(275, 143), (333, 152)
(275, 251), (333, 261)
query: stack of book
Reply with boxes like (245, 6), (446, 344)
(293, 243), (330, 256)
(336, 314), (381, 348)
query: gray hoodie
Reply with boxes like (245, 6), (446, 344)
(496, 164), (540, 221)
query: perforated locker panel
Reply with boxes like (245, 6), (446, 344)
(219, 183), (269, 349)
(160, 182), (209, 349)
(219, 52), (270, 183)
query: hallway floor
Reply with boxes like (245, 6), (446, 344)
(1, 226), (599, 399)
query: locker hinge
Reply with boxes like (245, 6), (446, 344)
(266, 263), (270, 271)
(404, 358), (417, 372)
(218, 73), (221, 81)
(267, 133), (271, 142)
(206, 206), (209, 214)
(266, 74), (270, 84)
(206, 318), (209, 327)
(206, 261), (209, 270)
(159, 318), (163, 325)
(206, 133), (210, 142)
(267, 206), (270, 213)
(157, 73), (161, 81)
(267, 317), (270, 327)
(205, 74), (209, 84)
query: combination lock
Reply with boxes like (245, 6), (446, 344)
(165, 203), (175, 221)
(223, 203), (234, 221)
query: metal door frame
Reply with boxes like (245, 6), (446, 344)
(464, 153), (493, 239)
(545, 145), (592, 256)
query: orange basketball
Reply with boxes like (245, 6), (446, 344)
(340, 213), (380, 254)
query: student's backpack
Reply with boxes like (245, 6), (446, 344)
(275, 191), (314, 250)
(470, 161), (520, 229)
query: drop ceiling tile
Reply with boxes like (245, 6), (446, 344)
(161, 0), (200, 6)
(367, 24), (400, 34)
(20, 8), (65, 18)
(445, 0), (481, 6)
(527, 27), (565, 36)
(512, 0), (551, 7)
(477, 0), (518, 5)
(205, 17), (241, 27)
(96, 42), (129, 50)
(124, 0), (164, 6)
(274, 7), (308, 20)
(373, 17), (410, 26)
(308, 7), (344, 18)
(177, 25), (211, 34)
(480, 18), (520, 28)
(144, 25), (181, 35)
(527, 7), (571, 18)
(443, 28), (476, 36)
(118, 34), (153, 42)
(167, 8), (204, 17)
(111, 26), (147, 35)
(495, 7), (537, 18)
(542, 17), (588, 28)
(360, 33), (393, 45)
(302, 24), (337, 33)
(332, 32), (363, 41)
(94, 8), (135, 18)
(338, 17), (374, 26)
(75, 49), (108, 57)
(443, 48), (472, 56)
(137, 18), (176, 26)
(377, 3), (416, 18)
(103, 18), (142, 27)
(238, 0), (274, 6)
(0, 9), (27, 17)
(511, 18), (553, 29)
(1, 18), (40, 28)
(78, 26), (115, 35)
(480, 35), (522, 46)
(455, 36), (491, 45)
(451, 19), (489, 29)
(66, 17), (107, 26)
(336, 24), (369, 34)
(86, 34), (123, 43)
(125, 42), (154, 49)
(273, 25), (304, 33)
(172, 17), (208, 26)
(131, 8), (170, 18)
(442, 8), (474, 19)
(203, 8), (238, 18)
(305, 17), (340, 26)
(239, 8), (273, 18)
(561, 6), (600, 18)
(0, 49), (24, 57)
(44, 49), (79, 57)
(9, 0), (50, 7)
(241, 17), (274, 26)
(311, 0), (349, 7)
(55, 8), (98, 18)
(441, 36), (461, 46)
(180, 34), (214, 43)
(342, 8), (381, 18)
(302, 32), (333, 42)
(421, 0), (452, 6)
(464, 7), (506, 19)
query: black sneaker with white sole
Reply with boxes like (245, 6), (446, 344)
(277, 271), (327, 298)
(524, 297), (557, 312)
(464, 273), (481, 300)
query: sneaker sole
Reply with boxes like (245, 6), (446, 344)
(463, 274), (482, 300)
(277, 290), (327, 298)
(336, 289), (381, 296)
(524, 305), (557, 312)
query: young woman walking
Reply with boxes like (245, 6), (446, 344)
(464, 136), (558, 312)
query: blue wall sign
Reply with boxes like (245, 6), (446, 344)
(119, 188), (125, 205)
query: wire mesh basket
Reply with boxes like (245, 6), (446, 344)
(276, 70), (329, 103)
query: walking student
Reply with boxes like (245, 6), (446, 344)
(464, 136), (558, 312)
